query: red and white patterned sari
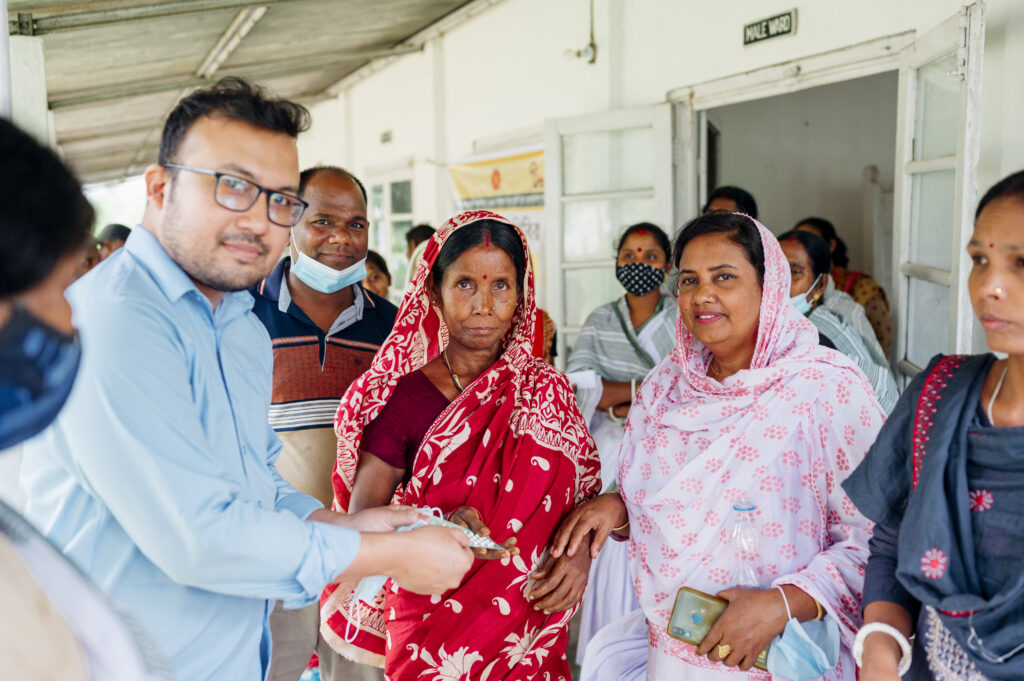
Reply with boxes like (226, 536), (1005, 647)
(321, 210), (600, 681)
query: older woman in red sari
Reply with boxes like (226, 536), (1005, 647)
(320, 210), (601, 681)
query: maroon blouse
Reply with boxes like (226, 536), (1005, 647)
(361, 369), (451, 473)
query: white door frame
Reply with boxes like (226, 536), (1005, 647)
(669, 31), (914, 110)
(891, 3), (985, 379)
(667, 31), (915, 217)
(543, 105), (673, 365)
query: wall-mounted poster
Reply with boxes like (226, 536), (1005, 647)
(448, 145), (544, 248)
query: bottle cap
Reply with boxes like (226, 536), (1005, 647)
(733, 498), (756, 512)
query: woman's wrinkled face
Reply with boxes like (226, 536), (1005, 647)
(616, 231), (668, 270)
(431, 242), (519, 353)
(967, 196), (1024, 355)
(677, 233), (762, 355)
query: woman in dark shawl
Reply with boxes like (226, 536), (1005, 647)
(843, 169), (1024, 681)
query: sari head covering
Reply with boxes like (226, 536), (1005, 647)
(618, 216), (884, 678)
(321, 210), (600, 680)
(844, 353), (1024, 680)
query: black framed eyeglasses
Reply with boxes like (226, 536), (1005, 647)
(163, 164), (308, 227)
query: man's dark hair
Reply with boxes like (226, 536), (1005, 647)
(98, 223), (132, 244)
(365, 250), (391, 284)
(616, 222), (671, 261)
(793, 216), (848, 269)
(431, 220), (525, 291)
(298, 166), (367, 203)
(158, 77), (310, 166)
(976, 169), (1024, 220)
(777, 229), (832, 280)
(0, 119), (94, 297)
(703, 186), (759, 220)
(406, 224), (436, 248)
(673, 211), (766, 285)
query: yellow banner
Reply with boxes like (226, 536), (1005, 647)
(448, 149), (544, 210)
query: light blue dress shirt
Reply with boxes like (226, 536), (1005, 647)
(20, 227), (361, 681)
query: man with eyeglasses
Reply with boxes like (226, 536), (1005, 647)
(251, 166), (398, 681)
(19, 77), (473, 681)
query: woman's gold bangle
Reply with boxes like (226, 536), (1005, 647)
(612, 519), (630, 532)
(812, 599), (824, 621)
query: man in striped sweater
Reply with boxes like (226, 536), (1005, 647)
(252, 165), (397, 681)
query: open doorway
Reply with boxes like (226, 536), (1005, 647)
(702, 72), (898, 297)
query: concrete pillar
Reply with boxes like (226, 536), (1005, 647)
(428, 35), (449, 225)
(0, 0), (11, 118)
(8, 34), (52, 146)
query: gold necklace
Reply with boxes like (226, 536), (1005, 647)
(708, 360), (722, 378)
(441, 349), (464, 393)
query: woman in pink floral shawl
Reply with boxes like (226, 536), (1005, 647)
(554, 211), (884, 680)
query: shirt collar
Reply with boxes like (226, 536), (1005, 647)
(270, 256), (365, 334)
(125, 226), (197, 303)
(126, 226), (254, 321)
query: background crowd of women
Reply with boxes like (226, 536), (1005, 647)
(324, 169), (1024, 681)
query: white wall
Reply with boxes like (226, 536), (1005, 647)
(617, 0), (962, 107)
(708, 71), (899, 272)
(300, 0), (1022, 222)
(975, 0), (1024, 194)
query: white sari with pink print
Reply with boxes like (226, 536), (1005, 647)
(617, 218), (885, 680)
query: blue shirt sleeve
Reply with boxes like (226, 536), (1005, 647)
(60, 296), (359, 605)
(265, 422), (326, 519)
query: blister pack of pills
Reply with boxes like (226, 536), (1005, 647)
(423, 514), (505, 551)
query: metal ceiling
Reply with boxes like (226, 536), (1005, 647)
(8, 0), (474, 183)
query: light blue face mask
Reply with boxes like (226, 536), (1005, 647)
(291, 246), (367, 294)
(789, 274), (823, 316)
(766, 586), (840, 681)
(345, 573), (390, 643)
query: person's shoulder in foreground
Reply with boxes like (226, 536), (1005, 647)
(0, 117), (169, 680)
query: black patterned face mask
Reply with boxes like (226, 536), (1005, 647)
(616, 262), (666, 296)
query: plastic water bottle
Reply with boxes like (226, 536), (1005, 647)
(730, 498), (760, 587)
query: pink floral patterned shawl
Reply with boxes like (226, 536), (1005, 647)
(320, 210), (600, 681)
(618, 217), (884, 679)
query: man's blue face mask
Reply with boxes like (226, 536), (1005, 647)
(290, 244), (367, 294)
(766, 587), (840, 681)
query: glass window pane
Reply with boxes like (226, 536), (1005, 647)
(563, 266), (621, 329)
(563, 127), (653, 195)
(390, 180), (413, 214)
(389, 219), (413, 286)
(910, 169), (956, 270)
(906, 277), (950, 367)
(913, 52), (959, 161)
(563, 198), (657, 262)
(370, 185), (384, 219)
(390, 220), (413, 256)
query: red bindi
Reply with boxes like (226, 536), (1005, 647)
(989, 243), (995, 248)
(637, 248), (643, 252)
(482, 274), (487, 280)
